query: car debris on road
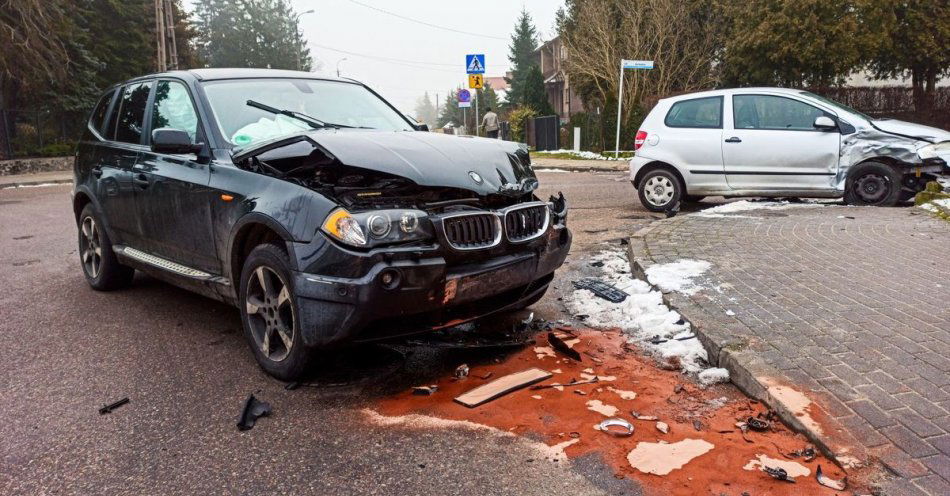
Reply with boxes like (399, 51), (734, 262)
(236, 394), (271, 431)
(98, 397), (129, 415)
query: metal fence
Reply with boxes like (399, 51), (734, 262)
(0, 109), (84, 160)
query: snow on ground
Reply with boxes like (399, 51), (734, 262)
(533, 149), (625, 161)
(921, 198), (950, 213)
(691, 199), (827, 218)
(566, 249), (718, 376)
(644, 259), (711, 296)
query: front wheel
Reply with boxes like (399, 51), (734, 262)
(638, 169), (683, 212)
(844, 162), (902, 206)
(239, 244), (314, 380)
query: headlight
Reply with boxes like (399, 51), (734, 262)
(322, 208), (433, 247)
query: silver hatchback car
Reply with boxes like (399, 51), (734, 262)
(629, 88), (950, 211)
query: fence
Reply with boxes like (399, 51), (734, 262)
(0, 109), (85, 160)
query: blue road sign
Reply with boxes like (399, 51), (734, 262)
(458, 89), (471, 102)
(466, 54), (485, 74)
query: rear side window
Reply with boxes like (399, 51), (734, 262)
(113, 82), (152, 144)
(89, 90), (115, 135)
(733, 95), (827, 130)
(151, 81), (199, 143)
(664, 96), (722, 128)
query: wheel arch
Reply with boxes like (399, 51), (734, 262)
(633, 161), (688, 193)
(228, 214), (298, 287)
(73, 191), (93, 224)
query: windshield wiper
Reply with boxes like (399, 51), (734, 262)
(246, 100), (327, 129)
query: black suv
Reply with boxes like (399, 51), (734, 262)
(74, 69), (571, 379)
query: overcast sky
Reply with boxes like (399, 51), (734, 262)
(182, 0), (565, 112)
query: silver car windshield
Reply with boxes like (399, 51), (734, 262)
(799, 91), (874, 122)
(202, 78), (413, 146)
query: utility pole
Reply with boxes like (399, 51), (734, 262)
(154, 0), (178, 72)
(163, 0), (178, 70)
(154, 0), (166, 72)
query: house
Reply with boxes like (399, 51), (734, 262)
(534, 37), (584, 121)
(484, 73), (510, 103)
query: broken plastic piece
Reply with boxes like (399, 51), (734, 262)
(237, 394), (271, 431)
(763, 466), (795, 483)
(98, 397), (129, 415)
(412, 385), (439, 395)
(548, 332), (582, 361)
(649, 335), (668, 345)
(598, 418), (634, 437)
(454, 368), (552, 408)
(656, 421), (670, 434)
(816, 465), (847, 490)
(746, 417), (770, 431)
(631, 411), (659, 421)
(572, 278), (627, 303)
(454, 364), (470, 379)
(530, 377), (598, 390)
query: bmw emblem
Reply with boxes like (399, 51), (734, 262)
(468, 171), (483, 184)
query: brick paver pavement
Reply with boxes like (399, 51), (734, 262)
(634, 203), (950, 495)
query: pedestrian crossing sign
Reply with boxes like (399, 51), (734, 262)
(468, 74), (483, 89)
(466, 54), (485, 74)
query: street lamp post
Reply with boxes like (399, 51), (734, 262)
(294, 9), (315, 71)
(336, 58), (347, 77)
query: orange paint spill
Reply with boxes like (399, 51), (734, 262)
(374, 328), (862, 495)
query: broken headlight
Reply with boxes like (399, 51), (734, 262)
(321, 208), (434, 248)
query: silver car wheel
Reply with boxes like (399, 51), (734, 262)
(644, 176), (675, 207)
(245, 266), (295, 362)
(80, 216), (102, 279)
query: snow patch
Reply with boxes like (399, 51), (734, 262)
(533, 149), (624, 161)
(692, 199), (825, 218)
(644, 259), (712, 295)
(697, 367), (730, 386)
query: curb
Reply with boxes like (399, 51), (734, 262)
(625, 223), (869, 472)
(0, 178), (73, 189)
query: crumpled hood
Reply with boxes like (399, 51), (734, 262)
(276, 130), (537, 196)
(870, 119), (950, 142)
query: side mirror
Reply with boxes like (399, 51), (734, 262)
(813, 116), (837, 131)
(151, 128), (203, 154)
(413, 123), (430, 132)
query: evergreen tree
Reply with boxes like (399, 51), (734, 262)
(413, 92), (438, 127)
(522, 66), (554, 116)
(505, 8), (540, 107)
(194, 0), (312, 70)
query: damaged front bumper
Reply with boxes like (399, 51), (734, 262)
(288, 206), (572, 348)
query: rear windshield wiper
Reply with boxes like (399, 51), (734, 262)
(246, 100), (327, 129)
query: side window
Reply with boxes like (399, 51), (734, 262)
(114, 82), (152, 144)
(733, 95), (827, 131)
(151, 81), (199, 143)
(89, 90), (115, 135)
(664, 97), (722, 128)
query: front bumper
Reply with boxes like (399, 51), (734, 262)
(290, 223), (572, 348)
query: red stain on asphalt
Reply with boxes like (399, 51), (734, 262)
(375, 328), (869, 495)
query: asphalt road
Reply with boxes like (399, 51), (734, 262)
(0, 171), (655, 496)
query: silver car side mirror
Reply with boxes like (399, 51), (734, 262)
(813, 116), (837, 131)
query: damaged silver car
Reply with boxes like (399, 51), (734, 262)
(629, 87), (950, 211)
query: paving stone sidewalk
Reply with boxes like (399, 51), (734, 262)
(631, 203), (950, 495)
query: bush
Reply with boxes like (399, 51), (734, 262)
(37, 142), (76, 157)
(508, 106), (537, 143)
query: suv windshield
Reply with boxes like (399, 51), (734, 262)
(799, 91), (873, 122)
(202, 78), (413, 146)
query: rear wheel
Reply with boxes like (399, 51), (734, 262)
(844, 162), (902, 206)
(638, 169), (683, 212)
(239, 243), (314, 380)
(78, 204), (134, 290)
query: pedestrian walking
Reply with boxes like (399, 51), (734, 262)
(481, 107), (499, 139)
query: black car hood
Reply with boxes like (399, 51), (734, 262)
(234, 130), (536, 196)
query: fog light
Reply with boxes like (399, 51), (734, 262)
(379, 269), (401, 289)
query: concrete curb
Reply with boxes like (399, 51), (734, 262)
(626, 223), (869, 472)
(0, 177), (73, 189)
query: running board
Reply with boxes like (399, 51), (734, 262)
(116, 246), (222, 282)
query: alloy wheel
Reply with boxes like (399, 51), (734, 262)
(854, 173), (889, 204)
(644, 176), (675, 207)
(80, 216), (102, 279)
(245, 266), (295, 362)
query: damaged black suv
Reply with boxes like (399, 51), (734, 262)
(73, 68), (571, 379)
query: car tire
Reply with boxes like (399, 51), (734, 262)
(844, 162), (902, 207)
(239, 243), (313, 380)
(638, 169), (683, 212)
(78, 204), (134, 290)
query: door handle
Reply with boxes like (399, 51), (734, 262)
(91, 166), (103, 178)
(133, 173), (150, 189)
(724, 137), (742, 143)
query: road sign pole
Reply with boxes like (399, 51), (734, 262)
(475, 91), (479, 137)
(614, 62), (625, 159)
